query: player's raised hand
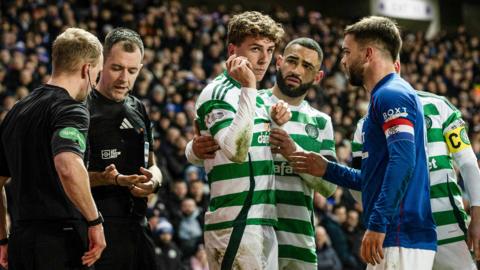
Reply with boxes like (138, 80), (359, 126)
(226, 54), (256, 89)
(289, 151), (328, 177)
(270, 100), (291, 126)
(193, 135), (219, 159)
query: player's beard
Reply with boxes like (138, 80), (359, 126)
(276, 70), (314, 98)
(346, 59), (365, 87)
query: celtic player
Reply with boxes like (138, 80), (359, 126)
(187, 38), (337, 270)
(351, 90), (480, 270)
(189, 11), (287, 270)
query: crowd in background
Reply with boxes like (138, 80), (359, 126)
(1, 1), (479, 269)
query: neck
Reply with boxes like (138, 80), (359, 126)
(272, 84), (305, 106)
(47, 74), (82, 99)
(363, 61), (396, 93)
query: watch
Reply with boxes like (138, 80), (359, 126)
(87, 212), (104, 227)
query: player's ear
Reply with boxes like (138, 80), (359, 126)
(314, 70), (324, 84)
(81, 63), (89, 79)
(227, 43), (236, 57)
(276, 55), (283, 70)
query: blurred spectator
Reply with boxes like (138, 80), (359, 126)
(177, 198), (203, 259)
(153, 218), (186, 270)
(342, 209), (365, 269)
(315, 225), (342, 270)
(190, 244), (209, 270)
(188, 179), (209, 215)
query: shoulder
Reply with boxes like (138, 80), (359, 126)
(304, 104), (332, 128)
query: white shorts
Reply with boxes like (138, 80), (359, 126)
(366, 247), (435, 270)
(433, 241), (477, 270)
(204, 225), (278, 270)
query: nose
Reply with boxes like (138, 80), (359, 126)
(118, 69), (128, 82)
(258, 49), (268, 65)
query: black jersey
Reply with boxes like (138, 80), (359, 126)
(86, 89), (153, 219)
(0, 84), (89, 222)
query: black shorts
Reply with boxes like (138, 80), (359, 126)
(9, 221), (90, 270)
(94, 218), (156, 270)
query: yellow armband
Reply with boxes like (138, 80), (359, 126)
(445, 126), (470, 153)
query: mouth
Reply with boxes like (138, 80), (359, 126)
(285, 76), (301, 85)
(254, 69), (266, 75)
(114, 85), (129, 91)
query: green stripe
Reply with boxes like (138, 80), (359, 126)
(210, 118), (233, 137)
(208, 160), (274, 182)
(254, 118), (269, 125)
(433, 209), (468, 226)
(351, 142), (363, 152)
(278, 245), (316, 263)
(204, 218), (276, 231)
(251, 131), (271, 147)
(423, 103), (440, 116)
(442, 110), (461, 130)
(430, 182), (463, 199)
(211, 84), (221, 100)
(437, 235), (466, 246)
(276, 218), (314, 236)
(219, 83), (235, 101)
(427, 128), (444, 143)
(222, 70), (241, 88)
(209, 189), (275, 211)
(290, 134), (322, 152)
(276, 190), (313, 211)
(321, 139), (335, 151)
(290, 111), (327, 129)
(428, 155), (453, 172)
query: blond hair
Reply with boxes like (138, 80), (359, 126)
(52, 28), (103, 74)
(227, 11), (284, 46)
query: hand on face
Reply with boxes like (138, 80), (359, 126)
(226, 54), (256, 89)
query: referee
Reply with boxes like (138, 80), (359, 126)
(0, 28), (106, 270)
(86, 28), (162, 270)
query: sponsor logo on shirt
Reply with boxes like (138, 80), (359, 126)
(382, 107), (408, 122)
(274, 161), (295, 176)
(119, 118), (134, 129)
(59, 127), (86, 152)
(101, 149), (121, 159)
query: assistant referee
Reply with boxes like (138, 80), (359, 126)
(0, 28), (106, 270)
(86, 28), (162, 270)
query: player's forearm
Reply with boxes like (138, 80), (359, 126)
(455, 147), (480, 206)
(216, 87), (256, 163)
(299, 151), (337, 196)
(369, 140), (415, 233)
(323, 161), (362, 190)
(88, 170), (116, 187)
(55, 153), (99, 221)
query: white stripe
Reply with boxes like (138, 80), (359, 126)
(205, 204), (276, 225)
(352, 151), (362, 158)
(204, 145), (272, 170)
(430, 195), (464, 214)
(277, 203), (312, 222)
(427, 141), (449, 157)
(429, 169), (456, 186)
(384, 112), (408, 122)
(123, 118), (133, 128)
(279, 259), (316, 270)
(275, 176), (310, 193)
(121, 122), (128, 129)
(436, 222), (465, 242)
(210, 175), (274, 198)
(276, 230), (315, 250)
(384, 124), (414, 138)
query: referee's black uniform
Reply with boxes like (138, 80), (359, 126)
(86, 89), (156, 270)
(0, 85), (91, 270)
